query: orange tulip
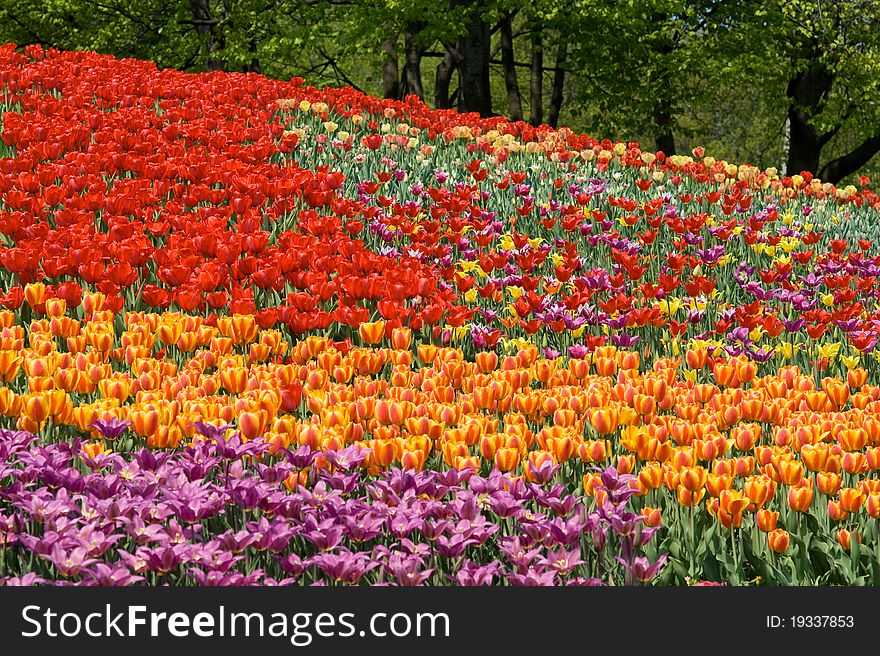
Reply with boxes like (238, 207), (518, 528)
(767, 529), (790, 554)
(24, 282), (47, 308)
(81, 441), (107, 460)
(23, 393), (50, 424)
(838, 428), (867, 452)
(838, 487), (865, 513)
(390, 327), (412, 350)
(358, 320), (386, 345)
(787, 479), (814, 512)
(836, 529), (859, 551)
(866, 447), (880, 471)
(800, 443), (829, 472)
(720, 489), (750, 516)
(827, 499), (848, 522)
(578, 439), (609, 463)
(847, 368), (868, 389)
(713, 361), (739, 387)
(616, 454), (635, 475)
(755, 509), (778, 532)
(841, 452), (868, 475)
(679, 466), (708, 493)
(640, 507), (662, 527)
(638, 462), (663, 491)
(707, 473), (733, 498)
(590, 406), (620, 435)
(816, 471), (842, 496)
(582, 473), (602, 496)
(685, 348), (708, 369)
(474, 350), (498, 373)
(284, 470), (309, 491)
(866, 493), (880, 519)
(734, 456), (755, 478)
(776, 458), (804, 486)
(493, 447), (520, 472)
(676, 486), (705, 507)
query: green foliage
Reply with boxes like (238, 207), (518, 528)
(1, 0), (880, 181)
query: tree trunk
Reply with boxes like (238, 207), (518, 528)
(188, 0), (225, 71)
(404, 24), (425, 100)
(786, 63), (835, 177)
(647, 14), (676, 156)
(435, 47), (458, 109)
(454, 0), (492, 116)
(499, 12), (523, 122)
(781, 117), (790, 176)
(243, 29), (261, 73)
(547, 40), (567, 128)
(381, 32), (400, 100)
(653, 97), (676, 156)
(529, 29), (543, 126)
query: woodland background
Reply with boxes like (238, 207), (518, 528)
(3, 0), (880, 184)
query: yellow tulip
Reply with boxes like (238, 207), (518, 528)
(840, 355), (860, 370)
(816, 343), (841, 360)
(777, 341), (794, 360)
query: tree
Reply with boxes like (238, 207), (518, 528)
(718, 0), (880, 183)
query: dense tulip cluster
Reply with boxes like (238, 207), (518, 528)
(3, 44), (880, 585)
(0, 427), (669, 586)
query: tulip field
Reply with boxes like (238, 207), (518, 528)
(3, 44), (880, 587)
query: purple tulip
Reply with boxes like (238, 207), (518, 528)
(87, 418), (132, 442)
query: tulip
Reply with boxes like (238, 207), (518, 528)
(719, 488), (749, 517)
(578, 439), (609, 463)
(838, 487), (865, 513)
(676, 486), (705, 507)
(357, 320), (385, 345)
(494, 447), (520, 472)
(707, 473), (733, 498)
(81, 441), (108, 460)
(24, 282), (47, 308)
(590, 406), (620, 435)
(755, 509), (778, 532)
(640, 507), (662, 527)
(777, 459), (804, 486)
(474, 350), (498, 373)
(836, 529), (859, 551)
(23, 393), (50, 424)
(685, 348), (708, 369)
(390, 327), (412, 350)
(841, 452), (868, 475)
(787, 479), (814, 512)
(816, 471), (842, 496)
(767, 529), (790, 554)
(827, 499), (848, 521)
(679, 466), (708, 493)
(866, 493), (880, 519)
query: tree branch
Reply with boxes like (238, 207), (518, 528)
(818, 133), (880, 184)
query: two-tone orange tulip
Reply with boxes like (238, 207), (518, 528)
(755, 509), (778, 532)
(493, 447), (519, 472)
(767, 529), (790, 554)
(838, 487), (866, 513)
(827, 499), (848, 521)
(787, 479), (814, 512)
(357, 320), (386, 345)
